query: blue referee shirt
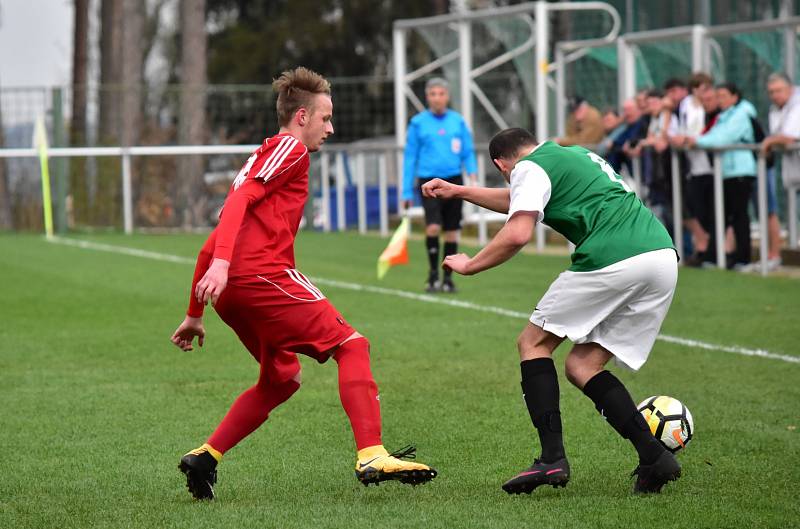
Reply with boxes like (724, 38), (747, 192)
(402, 109), (478, 201)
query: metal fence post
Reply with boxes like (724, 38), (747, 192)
(756, 153), (768, 276)
(670, 149), (683, 261)
(378, 153), (388, 237)
(335, 151), (346, 231)
(356, 152), (367, 234)
(713, 152), (725, 268)
(121, 151), (133, 234)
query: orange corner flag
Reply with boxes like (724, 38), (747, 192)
(377, 217), (410, 279)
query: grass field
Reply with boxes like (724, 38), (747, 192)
(2, 231), (799, 529)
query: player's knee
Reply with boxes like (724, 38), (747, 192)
(516, 327), (555, 361)
(564, 355), (595, 389)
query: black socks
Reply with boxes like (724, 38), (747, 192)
(520, 358), (565, 463)
(426, 236), (439, 275)
(443, 241), (458, 279)
(582, 370), (665, 465)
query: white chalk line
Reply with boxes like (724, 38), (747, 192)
(48, 236), (800, 365)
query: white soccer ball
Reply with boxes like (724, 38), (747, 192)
(637, 395), (694, 453)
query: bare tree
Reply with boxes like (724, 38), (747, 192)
(119, 0), (144, 147)
(99, 0), (122, 143)
(71, 0), (89, 147)
(0, 5), (11, 230)
(176, 0), (208, 228)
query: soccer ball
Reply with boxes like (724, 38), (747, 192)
(637, 395), (694, 453)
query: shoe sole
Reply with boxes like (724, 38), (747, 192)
(502, 474), (569, 495)
(356, 467), (438, 487)
(178, 460), (216, 500)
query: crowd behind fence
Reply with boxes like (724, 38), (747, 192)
(0, 138), (797, 277)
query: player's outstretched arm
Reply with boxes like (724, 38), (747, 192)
(443, 212), (536, 275)
(421, 178), (510, 213)
(171, 315), (205, 352)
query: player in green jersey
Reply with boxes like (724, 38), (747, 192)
(422, 128), (681, 495)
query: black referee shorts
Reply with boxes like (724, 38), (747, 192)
(418, 175), (464, 231)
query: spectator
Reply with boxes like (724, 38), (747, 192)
(595, 108), (626, 157)
(558, 97), (605, 147)
(608, 99), (648, 174)
(663, 77), (689, 138)
(664, 78), (689, 113)
(687, 83), (757, 270)
(763, 72), (800, 268)
(635, 88), (650, 114)
(640, 89), (673, 231)
(402, 77), (477, 293)
(670, 72), (715, 264)
(675, 88), (721, 265)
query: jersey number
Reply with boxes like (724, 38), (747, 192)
(587, 152), (632, 193)
(233, 152), (258, 190)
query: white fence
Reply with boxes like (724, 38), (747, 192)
(0, 142), (798, 276)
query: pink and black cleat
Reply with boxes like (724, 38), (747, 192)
(502, 457), (570, 495)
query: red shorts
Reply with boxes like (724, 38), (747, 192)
(213, 269), (355, 385)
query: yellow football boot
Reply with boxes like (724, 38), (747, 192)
(354, 445), (437, 486)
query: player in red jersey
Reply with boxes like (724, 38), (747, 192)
(170, 67), (436, 500)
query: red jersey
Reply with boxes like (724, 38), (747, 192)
(187, 132), (309, 317)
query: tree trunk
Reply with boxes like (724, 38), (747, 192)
(176, 0), (208, 228)
(120, 0), (143, 148)
(68, 0), (90, 230)
(0, 80), (11, 230)
(71, 0), (89, 147)
(99, 0), (122, 144)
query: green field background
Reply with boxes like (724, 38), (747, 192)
(1, 232), (798, 529)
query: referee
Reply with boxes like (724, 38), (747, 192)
(402, 77), (478, 293)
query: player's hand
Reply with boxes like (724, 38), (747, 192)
(196, 258), (230, 306)
(422, 178), (460, 200)
(442, 253), (473, 275)
(170, 316), (205, 351)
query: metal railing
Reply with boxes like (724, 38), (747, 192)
(1, 142), (798, 276)
(627, 143), (800, 276)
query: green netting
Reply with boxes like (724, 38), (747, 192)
(634, 41), (693, 90)
(571, 46), (618, 112)
(712, 30), (790, 116)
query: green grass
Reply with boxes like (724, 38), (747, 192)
(1, 231), (799, 529)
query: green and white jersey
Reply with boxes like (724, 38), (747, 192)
(508, 141), (675, 272)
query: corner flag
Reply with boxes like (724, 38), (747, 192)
(377, 217), (410, 279)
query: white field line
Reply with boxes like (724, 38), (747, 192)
(48, 236), (800, 365)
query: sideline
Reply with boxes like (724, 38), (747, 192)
(48, 236), (800, 365)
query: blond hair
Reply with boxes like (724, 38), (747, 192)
(272, 67), (331, 126)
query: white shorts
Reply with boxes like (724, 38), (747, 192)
(530, 248), (678, 371)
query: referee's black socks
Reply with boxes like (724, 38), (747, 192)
(426, 236), (439, 275)
(443, 241), (457, 278)
(582, 370), (664, 465)
(520, 358), (565, 463)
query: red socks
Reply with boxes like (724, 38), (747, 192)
(334, 337), (383, 450)
(205, 336), (381, 455)
(207, 377), (299, 454)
